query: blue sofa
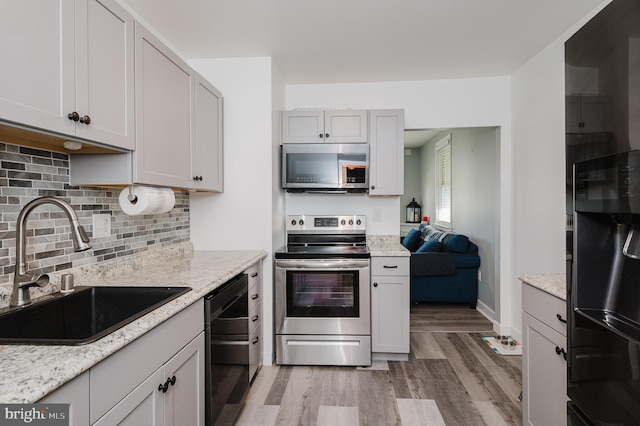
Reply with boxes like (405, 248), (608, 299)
(402, 225), (480, 308)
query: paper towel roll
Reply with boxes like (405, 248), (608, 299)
(118, 186), (175, 216)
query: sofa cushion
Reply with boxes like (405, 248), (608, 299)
(443, 234), (470, 253)
(402, 229), (422, 252)
(416, 239), (442, 253)
(410, 252), (456, 276)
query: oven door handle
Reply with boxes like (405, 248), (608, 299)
(275, 259), (370, 269)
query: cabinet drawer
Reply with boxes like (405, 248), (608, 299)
(371, 257), (410, 276)
(249, 322), (262, 383)
(249, 284), (261, 317)
(246, 262), (261, 290)
(249, 301), (262, 335)
(522, 283), (567, 336)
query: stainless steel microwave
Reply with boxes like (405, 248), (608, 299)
(281, 144), (369, 193)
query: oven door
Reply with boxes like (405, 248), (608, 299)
(275, 258), (370, 335)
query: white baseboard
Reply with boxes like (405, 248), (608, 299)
(475, 300), (523, 343)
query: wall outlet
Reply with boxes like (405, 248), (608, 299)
(93, 214), (111, 238)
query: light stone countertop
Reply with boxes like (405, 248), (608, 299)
(367, 235), (410, 257)
(0, 245), (267, 404)
(519, 273), (567, 300)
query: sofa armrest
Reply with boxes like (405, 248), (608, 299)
(410, 252), (456, 276)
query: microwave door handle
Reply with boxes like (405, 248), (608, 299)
(305, 190), (348, 194)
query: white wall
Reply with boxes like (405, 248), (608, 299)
(286, 78), (515, 331)
(402, 147), (423, 223)
(189, 57), (277, 365)
(509, 0), (611, 338)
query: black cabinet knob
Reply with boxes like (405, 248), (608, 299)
(193, 176), (203, 181)
(373, 282), (378, 287)
(319, 133), (324, 138)
(370, 185), (375, 190)
(325, 133), (330, 139)
(68, 112), (80, 122)
(79, 115), (91, 125)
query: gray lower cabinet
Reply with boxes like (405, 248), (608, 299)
(246, 261), (263, 381)
(522, 283), (568, 426)
(39, 299), (205, 426)
(371, 256), (410, 358)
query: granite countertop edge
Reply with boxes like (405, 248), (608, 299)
(0, 248), (267, 404)
(519, 272), (567, 301)
(367, 235), (410, 257)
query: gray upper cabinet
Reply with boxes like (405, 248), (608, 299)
(565, 95), (611, 134)
(134, 22), (194, 188)
(193, 73), (224, 192)
(369, 109), (404, 195)
(71, 24), (224, 192)
(0, 0), (135, 150)
(282, 110), (368, 143)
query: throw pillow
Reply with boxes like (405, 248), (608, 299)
(416, 239), (442, 253)
(445, 234), (470, 253)
(402, 229), (421, 252)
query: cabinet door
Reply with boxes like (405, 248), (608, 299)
(324, 110), (368, 143)
(369, 110), (404, 195)
(164, 332), (205, 426)
(522, 312), (568, 426)
(193, 73), (224, 191)
(94, 367), (165, 426)
(75, 0), (135, 149)
(134, 22), (194, 188)
(281, 110), (325, 143)
(39, 371), (90, 426)
(0, 0), (75, 135)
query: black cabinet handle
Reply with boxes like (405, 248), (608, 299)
(556, 313), (567, 324)
(251, 272), (258, 278)
(251, 293), (259, 300)
(169, 375), (176, 387)
(192, 176), (203, 181)
(251, 315), (259, 322)
(252, 336), (259, 344)
(373, 282), (378, 287)
(68, 112), (80, 122)
(555, 346), (567, 360)
(383, 265), (398, 269)
(79, 115), (91, 125)
(159, 375), (177, 393)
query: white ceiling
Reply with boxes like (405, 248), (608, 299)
(121, 0), (604, 85)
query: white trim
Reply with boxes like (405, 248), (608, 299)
(434, 133), (452, 229)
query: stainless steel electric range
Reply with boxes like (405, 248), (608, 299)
(274, 215), (371, 366)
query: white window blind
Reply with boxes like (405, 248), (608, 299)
(435, 134), (452, 228)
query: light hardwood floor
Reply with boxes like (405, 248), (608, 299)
(235, 305), (522, 425)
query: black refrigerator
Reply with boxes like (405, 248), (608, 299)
(565, 0), (640, 424)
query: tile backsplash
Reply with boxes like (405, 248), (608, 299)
(0, 142), (190, 286)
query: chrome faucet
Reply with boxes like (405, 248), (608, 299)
(11, 197), (91, 307)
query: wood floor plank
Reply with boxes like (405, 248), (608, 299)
(474, 400), (510, 426)
(387, 360), (413, 399)
(317, 406), (359, 425)
(245, 365), (280, 406)
(356, 370), (402, 425)
(396, 398), (446, 426)
(235, 404), (280, 426)
(411, 332), (446, 359)
(264, 365), (293, 406)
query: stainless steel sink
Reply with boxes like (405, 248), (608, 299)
(0, 286), (191, 345)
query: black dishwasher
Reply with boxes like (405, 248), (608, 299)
(204, 273), (249, 425)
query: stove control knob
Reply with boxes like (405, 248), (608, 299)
(340, 219), (346, 225)
(349, 219), (354, 225)
(291, 219), (297, 226)
(356, 219), (362, 225)
(299, 219), (304, 226)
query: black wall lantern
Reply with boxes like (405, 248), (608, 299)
(406, 198), (421, 223)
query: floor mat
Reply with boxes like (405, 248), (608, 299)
(481, 336), (522, 355)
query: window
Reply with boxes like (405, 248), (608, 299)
(435, 134), (452, 229)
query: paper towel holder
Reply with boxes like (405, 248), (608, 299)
(127, 185), (138, 204)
